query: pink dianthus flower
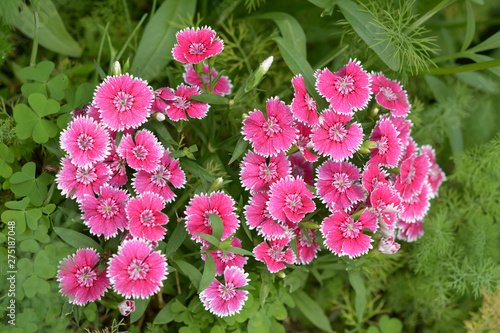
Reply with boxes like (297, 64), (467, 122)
(244, 192), (289, 240)
(172, 26), (224, 64)
(295, 121), (319, 162)
(268, 177), (316, 224)
(377, 236), (401, 254)
(254, 236), (296, 273)
(397, 219), (424, 242)
(105, 143), (128, 187)
(399, 182), (431, 223)
(368, 118), (402, 167)
(421, 145), (446, 198)
(289, 152), (314, 186)
(362, 164), (390, 194)
(183, 63), (232, 96)
(165, 84), (210, 121)
(240, 151), (290, 193)
(394, 153), (430, 201)
(371, 73), (410, 117)
(151, 87), (175, 114)
(291, 74), (319, 126)
(118, 129), (163, 172)
(295, 227), (320, 264)
(370, 183), (402, 235)
(117, 300), (135, 316)
(202, 238), (248, 276)
(126, 192), (169, 242)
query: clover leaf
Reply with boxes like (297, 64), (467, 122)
(14, 93), (60, 143)
(20, 61), (69, 101)
(9, 162), (54, 207)
(0, 143), (14, 178)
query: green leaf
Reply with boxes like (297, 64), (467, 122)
(19, 61), (54, 82)
(166, 221), (187, 258)
(54, 227), (103, 252)
(228, 137), (249, 165)
(143, 121), (177, 148)
(194, 232), (220, 248)
(4, 197), (30, 210)
(0, 143), (14, 178)
(1, 210), (27, 234)
(226, 246), (254, 257)
(26, 208), (42, 230)
(47, 73), (69, 100)
(20, 238), (40, 253)
(293, 290), (332, 332)
(189, 93), (229, 105)
(348, 270), (366, 321)
(28, 93), (60, 117)
(23, 275), (40, 298)
(14, 93), (60, 143)
(336, 0), (399, 71)
(209, 213), (224, 241)
(199, 253), (217, 292)
(469, 30), (500, 53)
(272, 301), (288, 320)
(74, 83), (95, 109)
(466, 54), (500, 78)
(379, 315), (403, 333)
(131, 0), (196, 81)
(461, 0), (475, 52)
(34, 251), (56, 279)
(130, 298), (150, 324)
(21, 82), (47, 98)
(258, 12), (307, 58)
(14, 104), (38, 140)
(13, 0), (81, 57)
(9, 163), (53, 207)
(180, 159), (216, 184)
(174, 259), (202, 290)
(154, 299), (175, 324)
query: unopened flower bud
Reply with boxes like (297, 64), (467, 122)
(277, 271), (286, 279)
(259, 56), (274, 74)
(209, 177), (224, 192)
(117, 300), (135, 316)
(112, 61), (122, 76)
(245, 56), (274, 92)
(155, 112), (166, 122)
(378, 237), (400, 254)
(358, 140), (376, 154)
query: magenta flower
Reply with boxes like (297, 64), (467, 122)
(316, 161), (365, 211)
(371, 73), (410, 117)
(80, 185), (130, 239)
(268, 177), (316, 224)
(377, 237), (401, 254)
(202, 238), (248, 276)
(370, 183), (402, 234)
(421, 145), (446, 198)
(183, 63), (232, 96)
(117, 300), (135, 316)
(105, 143), (128, 188)
(199, 266), (249, 317)
(151, 87), (175, 114)
(295, 227), (320, 264)
(165, 84), (210, 121)
(240, 151), (290, 193)
(397, 219), (424, 242)
(118, 129), (163, 172)
(321, 208), (378, 258)
(57, 248), (109, 305)
(315, 59), (372, 115)
(394, 153), (430, 201)
(254, 236), (296, 273)
(400, 183), (431, 223)
(291, 74), (319, 126)
(362, 164), (390, 194)
(172, 26), (224, 64)
(368, 117), (403, 167)
(385, 115), (412, 149)
(108, 240), (167, 299)
(295, 121), (319, 162)
(60, 116), (110, 167)
(133, 149), (186, 202)
(242, 97), (297, 156)
(244, 192), (289, 240)
(126, 192), (169, 242)
(289, 152), (314, 186)
(93, 74), (153, 131)
(311, 109), (363, 161)
(56, 157), (111, 202)
(185, 192), (239, 243)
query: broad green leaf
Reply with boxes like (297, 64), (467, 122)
(284, 267), (309, 293)
(34, 251), (56, 279)
(74, 82), (95, 109)
(461, 0), (475, 52)
(23, 275), (40, 298)
(54, 227), (103, 252)
(348, 270), (366, 321)
(26, 208), (42, 230)
(34, 224), (51, 243)
(272, 301), (288, 320)
(379, 315), (403, 333)
(228, 137), (249, 165)
(337, 0), (399, 71)
(1, 210), (27, 234)
(14, 93), (60, 143)
(4, 197), (30, 210)
(21, 82), (47, 98)
(83, 303), (97, 322)
(32, 119), (58, 144)
(19, 61), (54, 82)
(131, 0), (196, 81)
(166, 221), (188, 258)
(13, 0), (81, 57)
(130, 298), (150, 324)
(174, 259), (202, 290)
(189, 93), (229, 105)
(293, 290), (332, 332)
(47, 73), (69, 100)
(209, 213), (224, 241)
(469, 30), (500, 53)
(258, 12), (307, 58)
(14, 104), (38, 140)
(199, 253), (216, 292)
(28, 93), (60, 117)
(154, 299), (175, 324)
(9, 163), (53, 207)
(248, 311), (270, 333)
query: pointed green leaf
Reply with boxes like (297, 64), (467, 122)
(54, 227), (103, 252)
(258, 12), (307, 58)
(188, 93), (229, 105)
(226, 246), (254, 257)
(469, 30), (500, 53)
(166, 221), (188, 258)
(293, 290), (332, 332)
(461, 0), (475, 52)
(174, 259), (201, 290)
(209, 213), (224, 241)
(199, 253), (216, 292)
(348, 270), (366, 321)
(195, 232), (220, 248)
(228, 137), (249, 165)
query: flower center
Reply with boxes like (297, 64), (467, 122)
(259, 161), (278, 182)
(175, 96), (191, 110)
(217, 282), (236, 301)
(339, 216), (363, 239)
(188, 42), (207, 55)
(128, 258), (149, 280)
(264, 116), (282, 137)
(140, 209), (156, 226)
(217, 250), (236, 263)
(150, 166), (171, 187)
(114, 91), (135, 112)
(97, 198), (119, 219)
(376, 199), (387, 212)
(406, 165), (417, 184)
(267, 245), (286, 261)
(75, 166), (98, 185)
(133, 145), (148, 160)
(76, 266), (97, 287)
(332, 173), (352, 192)
(328, 123), (347, 142)
(285, 193), (303, 212)
(380, 86), (397, 102)
(335, 75), (355, 95)
(377, 136), (389, 155)
(77, 133), (95, 151)
(304, 94), (316, 111)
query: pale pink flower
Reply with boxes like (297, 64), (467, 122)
(254, 236), (296, 273)
(80, 185), (130, 239)
(202, 238), (248, 276)
(133, 149), (186, 202)
(311, 109), (363, 161)
(315, 59), (372, 115)
(370, 183), (402, 235)
(400, 182), (431, 223)
(183, 63), (232, 96)
(394, 153), (430, 201)
(172, 26), (224, 64)
(105, 143), (128, 187)
(321, 208), (378, 258)
(295, 121), (319, 162)
(60, 116), (110, 167)
(94, 74), (153, 131)
(362, 164), (390, 194)
(289, 152), (314, 186)
(268, 177), (316, 224)
(421, 145), (446, 198)
(368, 117), (402, 167)
(397, 219), (424, 242)
(57, 248), (109, 305)
(117, 300), (135, 316)
(291, 74), (319, 126)
(151, 87), (175, 114)
(199, 266), (249, 317)
(242, 97), (297, 156)
(126, 192), (169, 242)
(240, 151), (290, 193)
(295, 227), (320, 264)
(244, 192), (289, 240)
(371, 73), (410, 117)
(377, 237), (400, 254)
(56, 157), (111, 202)
(185, 192), (239, 243)
(316, 161), (365, 211)
(165, 84), (210, 121)
(108, 240), (167, 299)
(118, 129), (163, 172)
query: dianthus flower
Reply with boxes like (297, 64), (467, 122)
(244, 192), (289, 240)
(118, 129), (163, 172)
(371, 73), (410, 117)
(126, 192), (169, 242)
(242, 97), (297, 156)
(80, 185), (130, 239)
(377, 236), (401, 254)
(421, 145), (446, 198)
(311, 109), (363, 161)
(394, 153), (430, 201)
(295, 227), (320, 264)
(291, 74), (319, 126)
(370, 183), (402, 234)
(58, 248), (109, 305)
(172, 26), (224, 64)
(321, 208), (378, 258)
(108, 240), (167, 299)
(202, 238), (248, 275)
(183, 63), (232, 96)
(56, 157), (111, 202)
(117, 300), (135, 316)
(316, 161), (364, 211)
(185, 192), (239, 243)
(240, 151), (290, 193)
(397, 219), (424, 242)
(368, 117), (402, 167)
(399, 183), (431, 223)
(362, 164), (390, 194)
(165, 84), (210, 121)
(289, 152), (314, 186)
(105, 143), (128, 187)
(315, 59), (372, 115)
(151, 87), (175, 114)
(268, 177), (316, 224)
(133, 149), (185, 202)
(295, 121), (319, 162)
(60, 116), (110, 167)
(385, 115), (412, 149)
(199, 266), (249, 317)
(93, 74), (153, 131)
(254, 236), (296, 273)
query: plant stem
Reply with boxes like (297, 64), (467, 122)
(30, 0), (41, 67)
(405, 0), (457, 35)
(116, 13), (148, 62)
(418, 59), (500, 75)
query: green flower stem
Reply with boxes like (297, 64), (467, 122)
(29, 0), (41, 67)
(116, 13), (148, 62)
(405, 0), (456, 35)
(418, 59), (500, 75)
